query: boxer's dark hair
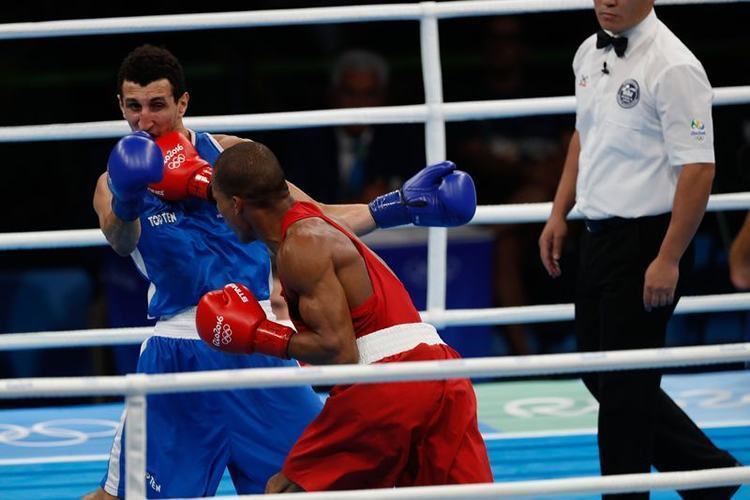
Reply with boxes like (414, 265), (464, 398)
(117, 44), (186, 101)
(214, 142), (289, 206)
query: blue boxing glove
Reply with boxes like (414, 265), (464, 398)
(107, 131), (164, 221)
(369, 161), (477, 228)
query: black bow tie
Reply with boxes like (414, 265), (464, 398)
(596, 30), (628, 57)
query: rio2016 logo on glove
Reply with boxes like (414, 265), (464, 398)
(212, 315), (233, 347)
(163, 143), (185, 170)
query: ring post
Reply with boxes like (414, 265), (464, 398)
(420, 2), (448, 325)
(125, 374), (147, 499)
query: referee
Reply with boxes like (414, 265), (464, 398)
(539, 0), (740, 498)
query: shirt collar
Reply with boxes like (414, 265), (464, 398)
(618, 8), (658, 56)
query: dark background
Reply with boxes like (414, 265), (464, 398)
(1, 1), (748, 230)
(0, 1), (748, 396)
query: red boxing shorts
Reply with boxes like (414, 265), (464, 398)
(282, 342), (492, 490)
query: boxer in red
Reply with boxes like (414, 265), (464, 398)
(195, 141), (493, 492)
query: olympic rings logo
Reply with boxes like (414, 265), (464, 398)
(166, 153), (186, 170)
(221, 324), (232, 344)
(0, 419), (117, 447)
(163, 144), (185, 170)
(212, 315), (232, 347)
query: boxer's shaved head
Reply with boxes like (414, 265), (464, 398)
(214, 142), (289, 206)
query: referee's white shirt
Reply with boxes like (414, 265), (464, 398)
(573, 9), (714, 220)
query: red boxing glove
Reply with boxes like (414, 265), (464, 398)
(196, 283), (294, 359)
(148, 131), (213, 201)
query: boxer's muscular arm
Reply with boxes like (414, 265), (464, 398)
(278, 226), (359, 365)
(291, 161), (477, 236)
(215, 134), (376, 235)
(288, 183), (376, 236)
(93, 172), (141, 256)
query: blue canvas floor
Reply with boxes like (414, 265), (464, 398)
(1, 371), (748, 498)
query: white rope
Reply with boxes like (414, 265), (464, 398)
(0, 327), (152, 350)
(217, 466), (750, 499)
(1, 292), (749, 350)
(0, 343), (747, 399)
(0, 228), (106, 250)
(1, 87), (747, 142)
(2, 192), (749, 250)
(470, 191), (750, 224)
(0, 0), (742, 41)
(424, 292), (750, 326)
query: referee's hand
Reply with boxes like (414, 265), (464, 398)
(643, 256), (679, 311)
(539, 216), (567, 278)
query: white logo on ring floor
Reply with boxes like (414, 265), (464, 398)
(0, 419), (117, 447)
(0, 405), (124, 465)
(477, 371), (750, 436)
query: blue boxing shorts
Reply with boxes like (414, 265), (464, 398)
(101, 335), (322, 498)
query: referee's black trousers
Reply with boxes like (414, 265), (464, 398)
(575, 213), (738, 499)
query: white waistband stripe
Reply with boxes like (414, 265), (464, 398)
(356, 323), (444, 364)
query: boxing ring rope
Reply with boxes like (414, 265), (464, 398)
(230, 466), (750, 498)
(4, 191), (750, 250)
(1, 87), (749, 142)
(2, 343), (749, 398)
(219, 465), (750, 498)
(2, 292), (750, 351)
(2, 1), (749, 498)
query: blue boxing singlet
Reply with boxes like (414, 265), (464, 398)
(131, 130), (271, 318)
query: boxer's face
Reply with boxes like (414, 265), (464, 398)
(594, 0), (654, 33)
(213, 185), (256, 244)
(118, 79), (188, 139)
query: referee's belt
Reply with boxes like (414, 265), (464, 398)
(583, 217), (632, 234)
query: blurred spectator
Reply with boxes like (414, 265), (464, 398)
(283, 49), (424, 203)
(449, 17), (573, 354)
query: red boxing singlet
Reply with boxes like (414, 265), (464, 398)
(280, 201), (422, 338)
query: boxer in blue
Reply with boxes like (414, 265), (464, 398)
(86, 44), (475, 499)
